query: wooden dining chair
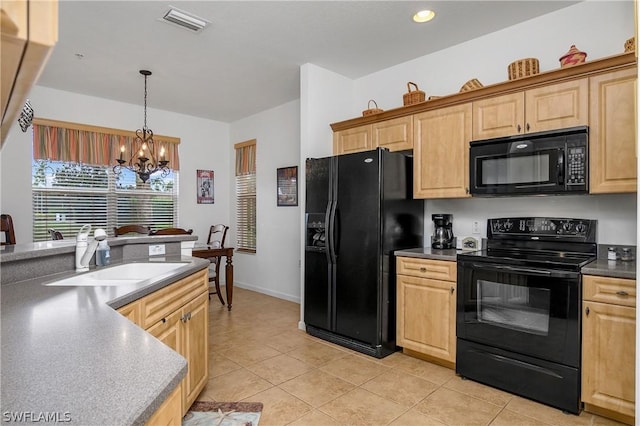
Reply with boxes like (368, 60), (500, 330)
(1, 214), (16, 245)
(149, 227), (193, 236)
(113, 224), (150, 236)
(48, 229), (64, 240)
(207, 224), (229, 305)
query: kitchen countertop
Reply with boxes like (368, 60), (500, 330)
(0, 255), (209, 425)
(396, 247), (636, 280)
(395, 247), (462, 261)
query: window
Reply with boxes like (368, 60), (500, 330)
(31, 120), (179, 241)
(235, 139), (256, 252)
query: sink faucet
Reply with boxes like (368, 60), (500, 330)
(76, 225), (107, 272)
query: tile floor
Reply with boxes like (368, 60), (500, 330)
(198, 287), (625, 426)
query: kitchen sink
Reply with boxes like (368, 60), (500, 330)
(44, 262), (188, 287)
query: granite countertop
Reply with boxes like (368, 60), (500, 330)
(395, 247), (462, 261)
(581, 258), (636, 280)
(0, 255), (209, 425)
(0, 235), (197, 263)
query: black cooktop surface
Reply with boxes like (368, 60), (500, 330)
(458, 247), (596, 270)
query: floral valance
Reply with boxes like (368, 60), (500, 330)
(32, 118), (180, 170)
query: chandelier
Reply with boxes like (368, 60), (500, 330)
(113, 70), (169, 183)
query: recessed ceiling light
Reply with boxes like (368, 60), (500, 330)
(413, 9), (435, 23)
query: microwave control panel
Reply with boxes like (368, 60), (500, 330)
(566, 146), (586, 185)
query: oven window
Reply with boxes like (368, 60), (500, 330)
(476, 280), (550, 335)
(480, 154), (550, 185)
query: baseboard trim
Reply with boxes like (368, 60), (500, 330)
(224, 282), (301, 304)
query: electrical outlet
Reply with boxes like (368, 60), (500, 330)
(472, 221), (481, 234)
(149, 244), (166, 256)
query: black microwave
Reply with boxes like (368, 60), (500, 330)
(469, 126), (588, 196)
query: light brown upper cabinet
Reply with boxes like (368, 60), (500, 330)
(1, 0), (58, 147)
(589, 67), (637, 194)
(333, 124), (372, 155)
(372, 115), (413, 152)
(413, 103), (472, 199)
(472, 79), (589, 140)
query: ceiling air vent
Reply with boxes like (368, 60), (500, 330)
(162, 7), (209, 33)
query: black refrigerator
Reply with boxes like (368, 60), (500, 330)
(304, 148), (423, 358)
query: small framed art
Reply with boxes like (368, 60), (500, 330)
(277, 166), (298, 206)
(197, 170), (214, 204)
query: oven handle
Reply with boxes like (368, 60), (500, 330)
(469, 263), (580, 279)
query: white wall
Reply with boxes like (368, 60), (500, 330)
(341, 0), (636, 247)
(229, 100), (301, 302)
(0, 86), (230, 244)
(353, 1), (635, 114)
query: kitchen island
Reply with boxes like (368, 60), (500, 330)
(0, 237), (208, 425)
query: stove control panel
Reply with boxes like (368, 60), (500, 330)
(488, 217), (597, 243)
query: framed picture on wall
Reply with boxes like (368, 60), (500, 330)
(197, 170), (214, 204)
(277, 166), (298, 206)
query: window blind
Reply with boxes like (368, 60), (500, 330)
(32, 121), (179, 241)
(235, 140), (256, 252)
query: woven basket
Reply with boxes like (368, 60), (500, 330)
(460, 78), (483, 92)
(362, 99), (383, 116)
(625, 36), (635, 52)
(403, 82), (426, 106)
(559, 45), (587, 68)
(508, 58), (540, 80)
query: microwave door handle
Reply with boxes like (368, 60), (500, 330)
(557, 150), (564, 185)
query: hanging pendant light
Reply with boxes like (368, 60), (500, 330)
(113, 70), (169, 183)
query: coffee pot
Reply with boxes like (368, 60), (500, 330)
(432, 214), (454, 249)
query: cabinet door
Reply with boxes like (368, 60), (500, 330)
(589, 68), (637, 194)
(414, 103), (472, 199)
(472, 92), (524, 139)
(582, 301), (636, 420)
(182, 291), (209, 412)
(333, 125), (372, 155)
(525, 78), (588, 133)
(117, 300), (142, 327)
(397, 275), (456, 363)
(145, 385), (182, 426)
(372, 116), (413, 151)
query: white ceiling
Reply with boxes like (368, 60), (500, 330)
(37, 1), (578, 123)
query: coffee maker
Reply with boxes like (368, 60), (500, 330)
(432, 214), (454, 249)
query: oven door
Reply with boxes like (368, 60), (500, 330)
(456, 259), (580, 367)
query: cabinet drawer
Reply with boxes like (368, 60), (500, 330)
(141, 269), (207, 329)
(583, 275), (636, 307)
(397, 257), (455, 281)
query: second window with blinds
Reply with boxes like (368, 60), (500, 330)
(235, 139), (256, 252)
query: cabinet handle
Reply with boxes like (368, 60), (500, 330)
(517, 124), (522, 133)
(181, 313), (190, 323)
(526, 123), (530, 132)
(161, 318), (166, 323)
(585, 306), (590, 316)
(450, 287), (455, 294)
(465, 187), (469, 194)
(616, 290), (629, 296)
(419, 267), (427, 272)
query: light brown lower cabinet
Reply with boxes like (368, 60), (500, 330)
(396, 257), (456, 367)
(582, 275), (636, 425)
(145, 385), (182, 426)
(118, 269), (209, 421)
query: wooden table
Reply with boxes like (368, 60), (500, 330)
(191, 245), (234, 310)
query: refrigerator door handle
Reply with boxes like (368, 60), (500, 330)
(328, 200), (337, 263)
(324, 201), (332, 263)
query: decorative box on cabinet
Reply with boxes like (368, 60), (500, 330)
(472, 78), (588, 139)
(582, 275), (636, 425)
(118, 269), (209, 418)
(396, 257), (457, 367)
(589, 67), (637, 194)
(1, 0), (58, 146)
(413, 103), (472, 199)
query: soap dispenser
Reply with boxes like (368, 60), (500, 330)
(96, 239), (110, 266)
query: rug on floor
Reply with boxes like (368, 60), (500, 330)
(182, 401), (263, 426)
